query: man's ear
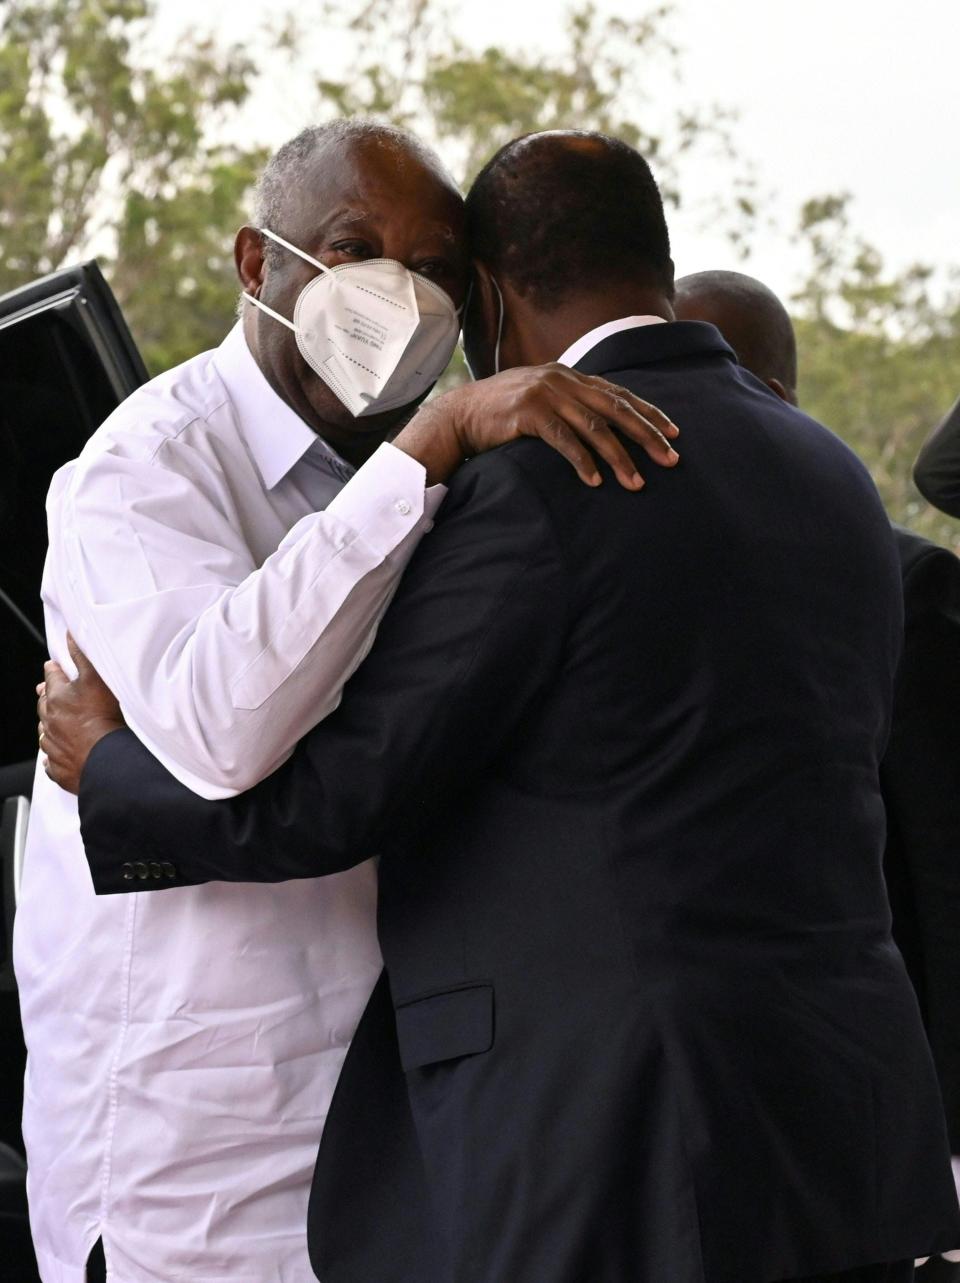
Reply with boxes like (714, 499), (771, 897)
(664, 257), (676, 299)
(235, 226), (266, 296)
(463, 260), (501, 380)
(767, 377), (796, 406)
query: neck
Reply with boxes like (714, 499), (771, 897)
(243, 310), (393, 467)
(506, 286), (675, 366)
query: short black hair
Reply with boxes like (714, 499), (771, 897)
(465, 131), (672, 306)
(674, 270), (798, 394)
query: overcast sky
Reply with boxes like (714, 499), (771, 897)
(156, 0), (958, 303)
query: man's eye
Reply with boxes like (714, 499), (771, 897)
(332, 241), (371, 257)
(416, 260), (452, 278)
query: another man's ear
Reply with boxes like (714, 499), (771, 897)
(766, 377), (798, 406)
(235, 226), (266, 296)
(663, 257), (676, 300)
(463, 260), (501, 380)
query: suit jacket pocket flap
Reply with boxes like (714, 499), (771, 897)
(395, 983), (494, 1072)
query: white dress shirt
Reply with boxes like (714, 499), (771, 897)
(14, 323), (445, 1283)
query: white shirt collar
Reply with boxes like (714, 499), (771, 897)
(212, 323), (352, 490)
(556, 315), (668, 370)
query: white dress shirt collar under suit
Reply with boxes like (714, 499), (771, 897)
(556, 314), (667, 369)
(15, 323), (444, 1283)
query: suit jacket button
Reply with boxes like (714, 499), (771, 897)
(121, 863), (134, 880)
(161, 862), (176, 878)
(133, 861), (149, 879)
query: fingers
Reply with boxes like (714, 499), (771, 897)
(528, 415), (603, 487)
(565, 371), (680, 467)
(551, 397), (645, 490)
(42, 660), (69, 700)
(605, 384), (680, 441)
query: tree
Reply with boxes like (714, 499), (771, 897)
(313, 0), (757, 226)
(2, 0), (956, 554)
(310, 0), (758, 385)
(1, 0), (758, 375)
(791, 194), (960, 551)
(0, 0), (266, 373)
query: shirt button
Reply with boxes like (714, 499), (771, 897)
(394, 499), (412, 516)
(121, 863), (134, 881)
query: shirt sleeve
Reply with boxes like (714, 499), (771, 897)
(77, 448), (568, 891)
(55, 439), (445, 798)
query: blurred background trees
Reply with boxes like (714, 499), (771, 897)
(1, 0), (956, 547)
(0, 0), (266, 371)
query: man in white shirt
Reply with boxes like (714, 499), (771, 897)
(16, 118), (678, 1283)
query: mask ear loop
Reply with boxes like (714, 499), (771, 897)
(458, 278), (476, 380)
(491, 277), (505, 375)
(259, 227), (333, 276)
(242, 226), (334, 329)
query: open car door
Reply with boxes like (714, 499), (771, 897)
(0, 260), (147, 775)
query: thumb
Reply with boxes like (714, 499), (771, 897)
(42, 661), (69, 698)
(66, 632), (93, 677)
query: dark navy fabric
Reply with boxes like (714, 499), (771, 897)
(882, 526), (960, 1148)
(80, 322), (960, 1281)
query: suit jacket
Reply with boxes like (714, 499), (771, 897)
(883, 526), (960, 1148)
(78, 323), (960, 1283)
(915, 396), (960, 518)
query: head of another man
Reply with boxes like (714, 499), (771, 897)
(673, 270), (798, 405)
(462, 130), (675, 376)
(235, 119), (469, 467)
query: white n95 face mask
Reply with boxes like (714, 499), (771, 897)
(244, 227), (461, 418)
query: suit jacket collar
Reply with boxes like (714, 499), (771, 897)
(572, 320), (736, 377)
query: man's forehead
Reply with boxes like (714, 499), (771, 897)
(302, 134), (457, 197)
(289, 155), (464, 244)
(293, 198), (462, 243)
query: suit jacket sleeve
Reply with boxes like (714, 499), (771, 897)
(914, 396), (960, 518)
(881, 539), (960, 1147)
(78, 448), (568, 893)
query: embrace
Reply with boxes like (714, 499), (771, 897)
(21, 123), (960, 1283)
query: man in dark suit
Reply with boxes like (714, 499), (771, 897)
(41, 133), (960, 1282)
(676, 269), (960, 1282)
(915, 397), (960, 518)
(675, 268), (960, 1122)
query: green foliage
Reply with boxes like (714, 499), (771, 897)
(0, 0), (265, 372)
(791, 195), (960, 551)
(315, 0), (753, 213)
(0, 0), (957, 554)
(311, 0), (757, 391)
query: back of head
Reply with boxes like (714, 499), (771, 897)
(465, 130), (673, 306)
(674, 270), (798, 402)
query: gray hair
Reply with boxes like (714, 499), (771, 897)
(252, 118), (453, 263)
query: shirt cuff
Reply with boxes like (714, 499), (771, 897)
(324, 443), (444, 558)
